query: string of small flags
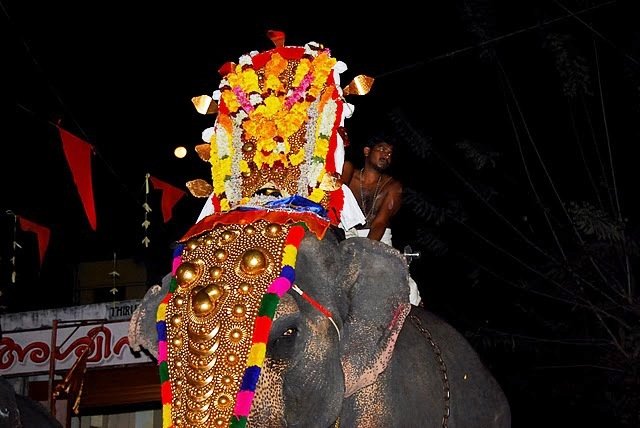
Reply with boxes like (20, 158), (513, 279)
(7, 211), (20, 284)
(108, 251), (120, 299)
(141, 173), (152, 248)
(141, 173), (187, 249)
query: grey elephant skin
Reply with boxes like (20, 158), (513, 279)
(130, 230), (511, 427)
(0, 377), (62, 428)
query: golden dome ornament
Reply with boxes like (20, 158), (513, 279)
(239, 249), (267, 276)
(176, 261), (202, 288)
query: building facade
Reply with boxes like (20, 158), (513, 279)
(0, 300), (161, 427)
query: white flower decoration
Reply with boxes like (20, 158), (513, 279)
(249, 93), (263, 106)
(304, 41), (322, 55)
(201, 127), (215, 143)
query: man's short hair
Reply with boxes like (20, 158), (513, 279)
(365, 133), (395, 149)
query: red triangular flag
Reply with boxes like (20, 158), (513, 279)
(17, 216), (50, 267)
(58, 127), (97, 231)
(149, 176), (186, 223)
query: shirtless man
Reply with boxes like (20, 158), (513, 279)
(341, 137), (402, 242)
(341, 136), (422, 306)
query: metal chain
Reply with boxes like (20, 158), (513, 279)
(359, 168), (382, 223)
(409, 314), (451, 428)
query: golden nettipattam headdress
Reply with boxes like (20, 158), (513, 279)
(159, 32), (373, 428)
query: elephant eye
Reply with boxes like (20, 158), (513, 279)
(267, 321), (299, 359)
(282, 327), (297, 337)
(0, 407), (9, 417)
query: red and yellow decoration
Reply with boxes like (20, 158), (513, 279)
(198, 40), (348, 214)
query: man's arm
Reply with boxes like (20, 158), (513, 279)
(341, 160), (355, 185)
(368, 180), (402, 241)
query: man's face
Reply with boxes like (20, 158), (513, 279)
(365, 142), (393, 171)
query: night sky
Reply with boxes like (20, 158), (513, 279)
(2, 1), (639, 426)
(1, 1), (480, 306)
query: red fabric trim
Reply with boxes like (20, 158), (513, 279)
(218, 61), (236, 76)
(324, 78), (339, 174)
(58, 127), (97, 231)
(276, 46), (305, 60)
(327, 188), (344, 225)
(217, 98), (229, 116)
(181, 210), (329, 242)
(251, 51), (271, 70)
(211, 195), (221, 213)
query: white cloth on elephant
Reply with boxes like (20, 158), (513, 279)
(196, 196), (214, 222)
(344, 226), (393, 244)
(344, 227), (422, 306)
(195, 184), (366, 228)
(339, 183), (366, 230)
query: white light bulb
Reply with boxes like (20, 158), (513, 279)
(174, 146), (187, 159)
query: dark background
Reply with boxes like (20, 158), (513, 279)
(2, 1), (639, 426)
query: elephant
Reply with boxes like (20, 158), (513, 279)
(0, 376), (63, 428)
(129, 226), (511, 427)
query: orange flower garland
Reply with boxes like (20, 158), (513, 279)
(204, 42), (346, 212)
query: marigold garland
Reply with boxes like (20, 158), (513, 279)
(206, 42), (346, 214)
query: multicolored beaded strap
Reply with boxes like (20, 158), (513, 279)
(230, 223), (304, 427)
(157, 244), (184, 426)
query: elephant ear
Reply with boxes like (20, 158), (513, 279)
(128, 273), (172, 359)
(338, 237), (412, 397)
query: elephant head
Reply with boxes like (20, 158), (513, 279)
(130, 224), (412, 427)
(248, 230), (412, 427)
(130, 224), (510, 427)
